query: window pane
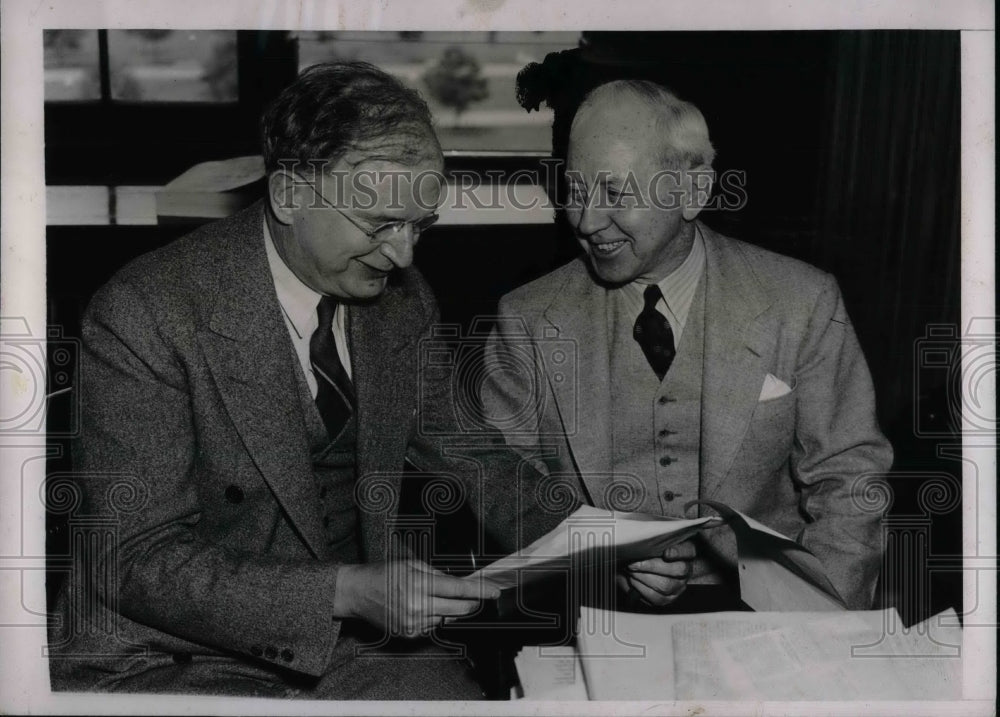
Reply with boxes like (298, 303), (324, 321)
(296, 31), (579, 152)
(108, 30), (237, 102)
(44, 30), (101, 102)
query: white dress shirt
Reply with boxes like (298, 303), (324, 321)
(619, 225), (706, 345)
(263, 218), (352, 399)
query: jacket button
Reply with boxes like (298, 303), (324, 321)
(250, 644), (263, 657)
(280, 648), (294, 663)
(658, 428), (674, 438)
(171, 652), (192, 664)
(264, 646), (278, 660)
(657, 396), (669, 405)
(225, 485), (244, 503)
(659, 456), (673, 466)
(663, 490), (676, 502)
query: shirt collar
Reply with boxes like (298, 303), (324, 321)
(622, 224), (706, 323)
(263, 216), (322, 340)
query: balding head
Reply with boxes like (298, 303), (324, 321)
(564, 79), (715, 285)
(571, 80), (715, 171)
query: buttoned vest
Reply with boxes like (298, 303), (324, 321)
(292, 353), (361, 563)
(607, 276), (706, 518)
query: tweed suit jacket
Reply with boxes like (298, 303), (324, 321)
(50, 201), (564, 691)
(482, 222), (893, 610)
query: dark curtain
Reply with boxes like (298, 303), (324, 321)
(813, 30), (962, 624)
(814, 31), (961, 443)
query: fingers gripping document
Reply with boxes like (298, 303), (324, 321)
(466, 500), (847, 613)
(467, 505), (719, 590)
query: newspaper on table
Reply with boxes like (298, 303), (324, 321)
(574, 606), (962, 700)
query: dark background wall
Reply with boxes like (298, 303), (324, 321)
(46, 30), (963, 624)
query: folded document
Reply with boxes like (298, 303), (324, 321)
(469, 500), (847, 612)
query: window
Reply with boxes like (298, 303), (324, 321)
(44, 29), (238, 104)
(43, 30), (100, 101)
(108, 30), (237, 103)
(296, 31), (579, 153)
(44, 30), (572, 215)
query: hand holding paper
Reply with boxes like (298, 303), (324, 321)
(468, 500), (847, 614)
(619, 539), (696, 606)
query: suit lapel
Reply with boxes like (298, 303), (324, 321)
(699, 225), (775, 499)
(542, 262), (614, 503)
(199, 204), (331, 560)
(349, 286), (419, 562)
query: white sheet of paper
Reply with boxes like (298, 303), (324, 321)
(468, 505), (720, 589)
(576, 606), (963, 701)
(512, 644), (588, 700)
(712, 609), (963, 700)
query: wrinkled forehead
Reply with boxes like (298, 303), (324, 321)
(567, 100), (659, 180)
(322, 159), (444, 214)
(322, 128), (445, 210)
(345, 126), (443, 168)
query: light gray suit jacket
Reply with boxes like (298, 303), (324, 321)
(482, 223), (892, 609)
(50, 201), (567, 693)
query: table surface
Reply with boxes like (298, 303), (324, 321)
(439, 582), (749, 699)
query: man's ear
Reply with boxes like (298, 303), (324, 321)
(682, 165), (715, 222)
(267, 170), (297, 226)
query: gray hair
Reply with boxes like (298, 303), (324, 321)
(574, 79), (716, 169)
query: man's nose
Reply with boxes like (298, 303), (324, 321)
(572, 201), (612, 237)
(378, 227), (416, 268)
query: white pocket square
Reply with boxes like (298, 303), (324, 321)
(758, 373), (793, 401)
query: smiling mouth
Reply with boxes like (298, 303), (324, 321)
(357, 259), (392, 275)
(590, 239), (628, 256)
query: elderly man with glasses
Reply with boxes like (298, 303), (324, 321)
(49, 62), (576, 700)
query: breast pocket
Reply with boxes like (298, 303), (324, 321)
(741, 388), (797, 475)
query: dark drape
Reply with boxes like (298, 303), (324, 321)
(813, 31), (962, 624)
(814, 31), (961, 441)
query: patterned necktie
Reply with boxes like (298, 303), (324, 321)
(309, 296), (355, 439)
(633, 284), (676, 381)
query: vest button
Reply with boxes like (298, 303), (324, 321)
(658, 396), (669, 405)
(663, 490), (676, 502)
(224, 485), (244, 504)
(659, 456), (673, 466)
(250, 644), (263, 657)
(320, 485), (329, 499)
(281, 648), (295, 663)
(264, 646), (278, 660)
(323, 516), (332, 528)
(658, 428), (672, 438)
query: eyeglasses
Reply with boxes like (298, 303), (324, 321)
(302, 179), (439, 244)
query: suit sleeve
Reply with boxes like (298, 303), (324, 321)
(75, 278), (342, 677)
(404, 302), (578, 556)
(790, 274), (893, 609)
(479, 297), (552, 472)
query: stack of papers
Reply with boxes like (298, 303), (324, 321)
(575, 607), (962, 701)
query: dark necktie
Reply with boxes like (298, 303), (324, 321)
(309, 296), (355, 439)
(633, 284), (676, 381)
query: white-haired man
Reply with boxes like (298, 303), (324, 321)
(483, 79), (892, 610)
